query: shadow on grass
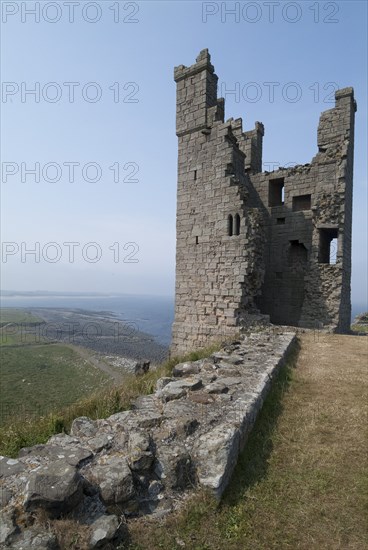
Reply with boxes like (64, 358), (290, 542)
(221, 339), (301, 508)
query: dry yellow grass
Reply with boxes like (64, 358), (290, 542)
(126, 333), (368, 550)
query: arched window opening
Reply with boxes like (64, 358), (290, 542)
(235, 214), (240, 235)
(228, 214), (233, 236)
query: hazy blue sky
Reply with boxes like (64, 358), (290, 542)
(1, 1), (367, 306)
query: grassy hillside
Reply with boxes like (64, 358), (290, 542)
(0, 306), (154, 432)
(0, 344), (112, 426)
(0, 346), (219, 457)
(0, 308), (45, 345)
(0, 308), (43, 326)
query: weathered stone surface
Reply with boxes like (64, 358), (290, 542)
(18, 444), (92, 467)
(24, 460), (83, 517)
(212, 353), (243, 365)
(216, 366), (242, 377)
(155, 377), (174, 391)
(155, 444), (195, 490)
(70, 416), (98, 438)
(194, 423), (241, 496)
(157, 377), (203, 402)
(5, 528), (59, 549)
(0, 487), (13, 509)
(47, 433), (82, 447)
(89, 514), (120, 548)
(173, 362), (201, 377)
(135, 412), (164, 429)
(157, 384), (186, 402)
(128, 430), (154, 471)
(87, 435), (112, 454)
(0, 508), (18, 545)
(205, 380), (229, 394)
(0, 457), (25, 477)
(148, 480), (164, 499)
(188, 392), (216, 405)
(218, 377), (242, 387)
(83, 456), (135, 506)
(105, 411), (131, 425)
(110, 429), (128, 450)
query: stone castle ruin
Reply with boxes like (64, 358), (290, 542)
(171, 50), (356, 355)
(0, 51), (358, 548)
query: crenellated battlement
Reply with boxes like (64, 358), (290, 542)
(172, 51), (356, 355)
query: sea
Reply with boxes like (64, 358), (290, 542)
(0, 294), (175, 346)
(0, 294), (366, 347)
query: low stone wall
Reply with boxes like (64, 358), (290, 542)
(0, 330), (296, 549)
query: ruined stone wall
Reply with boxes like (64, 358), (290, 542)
(252, 88), (356, 330)
(0, 330), (296, 548)
(171, 50), (356, 355)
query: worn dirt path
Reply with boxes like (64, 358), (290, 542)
(65, 344), (125, 384)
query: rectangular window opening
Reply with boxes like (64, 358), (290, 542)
(195, 236), (199, 245)
(268, 178), (284, 207)
(293, 194), (311, 212)
(318, 228), (338, 264)
(276, 217), (286, 225)
(329, 238), (338, 264)
(194, 170), (197, 181)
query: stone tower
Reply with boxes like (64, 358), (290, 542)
(171, 50), (356, 356)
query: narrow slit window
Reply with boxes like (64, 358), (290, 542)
(194, 170), (197, 180)
(195, 236), (199, 245)
(318, 228), (338, 264)
(234, 214), (240, 235)
(228, 214), (233, 236)
(268, 178), (285, 207)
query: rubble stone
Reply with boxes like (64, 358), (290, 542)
(24, 460), (83, 517)
(0, 330), (295, 545)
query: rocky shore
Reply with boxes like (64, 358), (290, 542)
(12, 308), (169, 364)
